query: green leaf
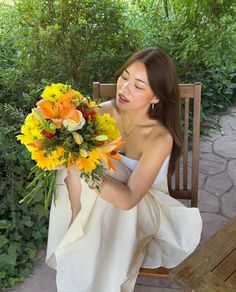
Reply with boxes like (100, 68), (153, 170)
(0, 271), (7, 279)
(7, 244), (17, 266)
(21, 216), (34, 227)
(0, 235), (9, 248)
(0, 220), (12, 229)
(0, 254), (15, 266)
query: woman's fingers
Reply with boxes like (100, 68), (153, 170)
(67, 167), (81, 177)
(64, 167), (81, 184)
(54, 165), (66, 170)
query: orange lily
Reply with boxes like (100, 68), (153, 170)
(28, 139), (43, 149)
(97, 136), (125, 171)
(36, 90), (81, 128)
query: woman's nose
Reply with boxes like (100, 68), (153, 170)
(121, 80), (131, 92)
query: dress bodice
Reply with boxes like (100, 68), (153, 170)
(119, 153), (170, 185)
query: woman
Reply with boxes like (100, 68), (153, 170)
(46, 47), (202, 292)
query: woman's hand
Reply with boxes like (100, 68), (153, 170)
(63, 167), (82, 225)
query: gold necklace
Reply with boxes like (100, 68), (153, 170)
(122, 112), (137, 137)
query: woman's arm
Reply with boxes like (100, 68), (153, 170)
(63, 101), (115, 223)
(66, 132), (172, 211)
(92, 132), (173, 210)
(64, 167), (82, 224)
(64, 102), (173, 212)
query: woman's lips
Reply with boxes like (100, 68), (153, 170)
(118, 94), (129, 103)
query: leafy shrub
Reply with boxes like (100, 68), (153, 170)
(0, 104), (49, 289)
(13, 0), (140, 94)
(129, 0), (236, 132)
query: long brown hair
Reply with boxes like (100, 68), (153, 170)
(115, 47), (182, 175)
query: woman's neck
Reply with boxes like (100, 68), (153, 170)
(122, 109), (150, 127)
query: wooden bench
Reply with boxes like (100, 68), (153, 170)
(169, 216), (236, 291)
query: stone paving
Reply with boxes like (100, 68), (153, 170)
(7, 105), (236, 292)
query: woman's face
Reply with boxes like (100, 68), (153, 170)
(116, 61), (158, 112)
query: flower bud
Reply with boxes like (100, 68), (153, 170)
(44, 121), (56, 134)
(95, 135), (108, 141)
(32, 108), (45, 123)
(80, 149), (88, 158)
(72, 132), (83, 145)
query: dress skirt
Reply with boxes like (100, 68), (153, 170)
(46, 164), (202, 292)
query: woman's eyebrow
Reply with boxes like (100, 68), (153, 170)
(136, 78), (148, 85)
(125, 69), (148, 85)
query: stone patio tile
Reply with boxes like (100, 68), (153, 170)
(7, 263), (57, 292)
(213, 135), (236, 159)
(201, 124), (223, 142)
(206, 128), (222, 141)
(202, 115), (220, 134)
(229, 114), (236, 130)
(218, 115), (236, 135)
(200, 213), (229, 242)
(198, 189), (220, 213)
(199, 140), (213, 153)
(204, 172), (232, 196)
(221, 188), (236, 218)
(200, 135), (216, 144)
(229, 106), (236, 113)
(198, 172), (207, 189)
(199, 153), (227, 175)
(227, 159), (236, 187)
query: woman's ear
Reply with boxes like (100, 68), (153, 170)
(151, 96), (159, 105)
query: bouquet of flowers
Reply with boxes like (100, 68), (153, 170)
(17, 83), (123, 207)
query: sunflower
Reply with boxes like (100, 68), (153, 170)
(41, 83), (69, 102)
(95, 113), (121, 141)
(17, 113), (44, 146)
(78, 149), (102, 172)
(31, 147), (66, 170)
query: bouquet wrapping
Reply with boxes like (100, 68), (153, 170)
(17, 83), (123, 206)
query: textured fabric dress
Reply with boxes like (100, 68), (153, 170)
(46, 154), (202, 292)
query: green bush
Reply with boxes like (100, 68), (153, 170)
(129, 0), (236, 130)
(13, 0), (140, 94)
(0, 103), (49, 289)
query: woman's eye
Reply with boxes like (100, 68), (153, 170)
(135, 85), (143, 90)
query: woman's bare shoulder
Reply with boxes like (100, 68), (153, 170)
(143, 124), (173, 156)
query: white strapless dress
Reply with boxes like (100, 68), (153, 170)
(46, 154), (202, 292)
